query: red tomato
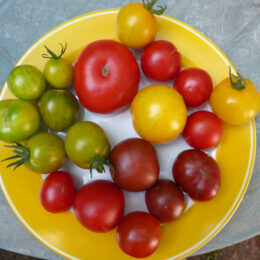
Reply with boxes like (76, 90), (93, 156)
(174, 68), (213, 107)
(73, 180), (124, 232)
(74, 40), (140, 113)
(172, 149), (221, 201)
(109, 138), (159, 192)
(40, 171), (76, 213)
(183, 111), (223, 149)
(145, 179), (186, 222)
(141, 40), (181, 82)
(116, 211), (161, 258)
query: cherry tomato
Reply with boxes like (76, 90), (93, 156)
(145, 179), (186, 222)
(40, 171), (76, 213)
(74, 40), (140, 114)
(73, 180), (124, 232)
(131, 84), (187, 144)
(172, 149), (221, 201)
(141, 40), (181, 81)
(183, 111), (223, 150)
(174, 68), (213, 107)
(109, 138), (159, 192)
(210, 68), (260, 125)
(117, 1), (166, 49)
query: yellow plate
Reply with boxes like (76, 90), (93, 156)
(0, 9), (256, 260)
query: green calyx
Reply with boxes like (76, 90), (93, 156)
(2, 142), (29, 170)
(42, 42), (67, 59)
(229, 66), (247, 90)
(89, 155), (115, 178)
(142, 0), (166, 15)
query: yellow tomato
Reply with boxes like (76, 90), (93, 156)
(210, 70), (260, 125)
(117, 1), (166, 49)
(131, 84), (187, 144)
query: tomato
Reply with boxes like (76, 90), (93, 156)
(109, 138), (159, 192)
(116, 211), (161, 258)
(117, 1), (166, 48)
(183, 111), (223, 150)
(73, 180), (124, 232)
(210, 68), (260, 125)
(42, 43), (74, 88)
(39, 89), (79, 131)
(74, 40), (140, 114)
(65, 121), (111, 172)
(131, 84), (187, 144)
(174, 68), (213, 107)
(3, 133), (66, 173)
(141, 40), (181, 81)
(145, 179), (186, 222)
(172, 149), (221, 201)
(40, 171), (76, 213)
(0, 99), (40, 143)
(7, 65), (46, 100)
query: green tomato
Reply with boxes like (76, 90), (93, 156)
(39, 89), (79, 131)
(3, 133), (66, 173)
(65, 121), (111, 169)
(7, 65), (46, 100)
(0, 99), (40, 143)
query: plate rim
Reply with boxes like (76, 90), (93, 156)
(0, 8), (257, 260)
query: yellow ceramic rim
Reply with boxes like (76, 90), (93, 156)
(0, 9), (256, 260)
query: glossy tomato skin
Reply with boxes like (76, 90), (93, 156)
(116, 211), (161, 258)
(172, 149), (221, 201)
(39, 89), (79, 131)
(74, 40), (140, 114)
(131, 85), (187, 144)
(183, 111), (223, 150)
(117, 3), (157, 49)
(109, 138), (159, 192)
(73, 180), (124, 232)
(40, 171), (76, 213)
(65, 121), (110, 169)
(141, 40), (181, 81)
(174, 68), (213, 107)
(145, 179), (186, 222)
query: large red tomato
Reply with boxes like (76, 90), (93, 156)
(172, 149), (221, 201)
(141, 40), (181, 82)
(116, 211), (162, 258)
(109, 138), (159, 192)
(74, 40), (140, 113)
(73, 180), (124, 232)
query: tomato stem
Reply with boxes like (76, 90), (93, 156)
(42, 43), (67, 59)
(2, 142), (29, 170)
(142, 0), (166, 15)
(229, 66), (247, 90)
(89, 155), (115, 178)
(102, 65), (109, 77)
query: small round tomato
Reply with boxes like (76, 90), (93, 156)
(74, 40), (140, 114)
(39, 89), (79, 131)
(74, 180), (124, 232)
(116, 211), (161, 258)
(131, 84), (187, 144)
(172, 149), (221, 201)
(43, 43), (74, 88)
(65, 121), (111, 171)
(7, 65), (46, 100)
(40, 171), (76, 213)
(3, 133), (66, 173)
(210, 68), (260, 125)
(117, 2), (166, 49)
(145, 179), (186, 222)
(174, 68), (213, 107)
(109, 138), (159, 192)
(183, 111), (223, 150)
(0, 99), (40, 143)
(141, 40), (181, 81)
